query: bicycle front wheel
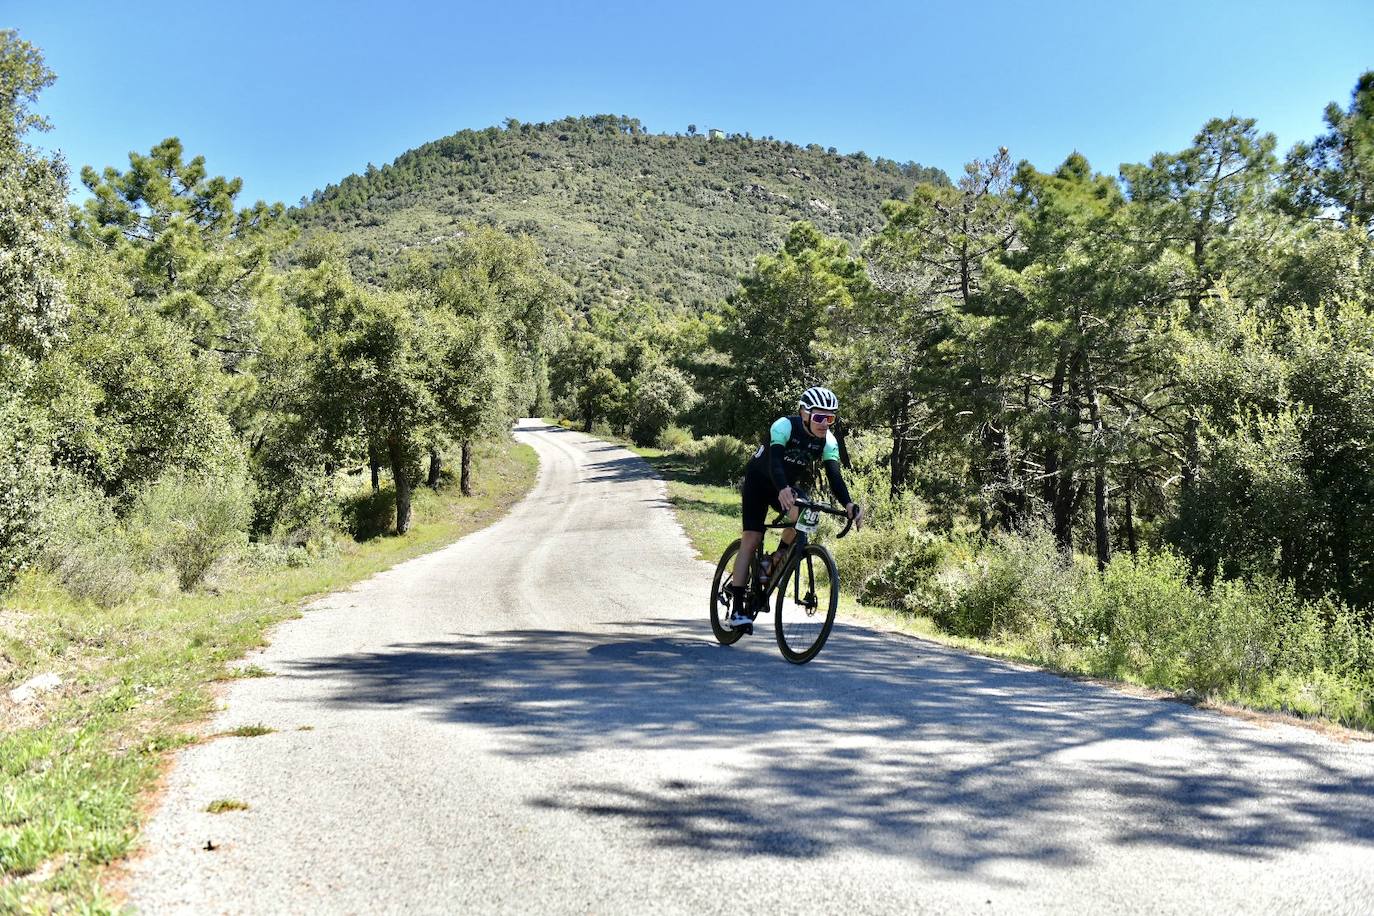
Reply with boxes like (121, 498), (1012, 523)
(709, 539), (746, 645)
(774, 544), (839, 664)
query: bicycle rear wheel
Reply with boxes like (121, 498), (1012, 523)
(709, 539), (746, 645)
(774, 544), (839, 663)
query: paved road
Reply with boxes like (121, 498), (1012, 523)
(129, 421), (1374, 914)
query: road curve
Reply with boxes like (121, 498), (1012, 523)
(128, 420), (1374, 914)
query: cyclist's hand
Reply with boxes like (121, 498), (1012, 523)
(778, 487), (797, 513)
(847, 502), (863, 530)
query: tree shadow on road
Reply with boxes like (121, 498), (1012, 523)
(283, 620), (1374, 875)
(581, 454), (661, 484)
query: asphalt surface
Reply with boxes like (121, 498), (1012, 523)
(128, 420), (1374, 914)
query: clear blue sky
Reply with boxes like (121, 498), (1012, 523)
(11, 0), (1374, 206)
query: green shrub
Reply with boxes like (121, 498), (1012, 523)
(940, 526), (1083, 639)
(241, 541), (313, 569)
(832, 431), (927, 530)
(684, 435), (753, 485)
(1313, 598), (1374, 680)
(342, 479), (442, 540)
(831, 504), (1373, 723)
(128, 470), (252, 590)
(1070, 548), (1204, 682)
(629, 364), (698, 446)
(38, 472), (139, 607)
(1078, 549), (1290, 694)
(840, 526), (958, 612)
(1249, 669), (1374, 728)
(833, 523), (911, 601)
(0, 399), (50, 591)
(1176, 577), (1276, 694)
(344, 487), (396, 541)
(655, 424), (694, 452)
(267, 470), (343, 553)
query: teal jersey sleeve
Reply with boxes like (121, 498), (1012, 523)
(823, 431), (840, 462)
(770, 417), (793, 446)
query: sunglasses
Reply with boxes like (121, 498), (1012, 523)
(808, 412), (836, 425)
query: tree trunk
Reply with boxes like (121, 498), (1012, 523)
(1092, 469), (1110, 570)
(1182, 415), (1200, 500)
(979, 420), (1003, 536)
(1052, 353), (1080, 552)
(460, 440), (473, 497)
(1054, 464), (1077, 552)
(1081, 351), (1111, 571)
(387, 431), (412, 535)
(369, 442), (381, 493)
(1124, 484), (1138, 556)
(427, 447), (442, 489)
(889, 399), (909, 499)
(998, 419), (1022, 530)
(1043, 349), (1069, 511)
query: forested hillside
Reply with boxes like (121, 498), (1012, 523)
(294, 115), (948, 308)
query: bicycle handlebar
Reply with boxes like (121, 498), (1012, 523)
(794, 497), (858, 539)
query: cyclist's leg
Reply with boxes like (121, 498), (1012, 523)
(731, 530), (762, 587)
(733, 472), (777, 587)
(768, 504), (802, 570)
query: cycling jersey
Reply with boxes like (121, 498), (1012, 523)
(743, 415), (851, 507)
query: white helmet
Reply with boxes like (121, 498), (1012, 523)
(798, 386), (839, 412)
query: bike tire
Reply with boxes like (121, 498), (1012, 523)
(709, 539), (747, 645)
(773, 544), (839, 664)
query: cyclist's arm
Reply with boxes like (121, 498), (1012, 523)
(767, 417), (792, 492)
(821, 432), (853, 506)
(823, 459), (852, 506)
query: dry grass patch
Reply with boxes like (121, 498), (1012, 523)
(217, 724), (275, 739)
(204, 799), (249, 814)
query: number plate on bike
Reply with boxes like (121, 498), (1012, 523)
(796, 507), (820, 534)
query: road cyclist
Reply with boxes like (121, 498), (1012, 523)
(711, 386), (862, 661)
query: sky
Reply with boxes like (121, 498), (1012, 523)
(10, 0), (1374, 207)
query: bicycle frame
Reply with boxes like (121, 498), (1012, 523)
(747, 498), (851, 609)
(752, 521), (806, 606)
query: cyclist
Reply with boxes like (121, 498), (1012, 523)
(726, 385), (862, 628)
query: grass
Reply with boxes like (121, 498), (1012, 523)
(0, 438), (539, 914)
(204, 800), (249, 814)
(223, 665), (272, 680)
(217, 724), (275, 739)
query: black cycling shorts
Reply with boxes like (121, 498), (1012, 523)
(741, 470), (785, 533)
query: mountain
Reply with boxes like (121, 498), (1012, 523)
(294, 115), (948, 310)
